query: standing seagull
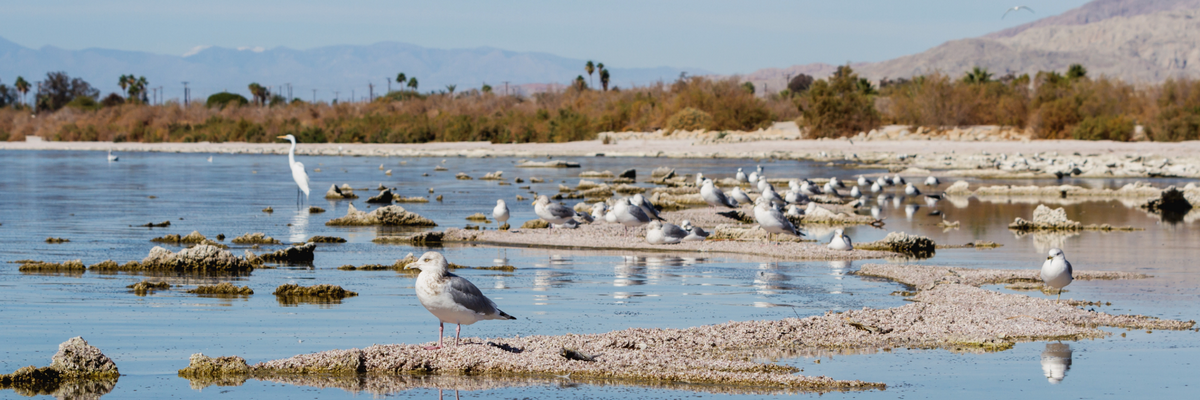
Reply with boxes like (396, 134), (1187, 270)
(828, 228), (853, 251)
(276, 135), (310, 206)
(731, 186), (753, 205)
(701, 179), (736, 208)
(632, 193), (663, 221)
(613, 198), (651, 234)
(407, 252), (516, 349)
(533, 195), (576, 226)
(107, 150), (119, 162)
(1041, 248), (1074, 302)
(753, 197), (804, 241)
(905, 183), (922, 196)
(492, 199), (510, 225)
(1003, 6), (1034, 19)
(735, 168), (748, 183)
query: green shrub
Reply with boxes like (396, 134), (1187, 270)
(206, 92), (249, 109)
(1150, 105), (1200, 142)
(665, 107), (712, 132)
(66, 96), (100, 111)
(1071, 115), (1133, 141)
(799, 66), (879, 138)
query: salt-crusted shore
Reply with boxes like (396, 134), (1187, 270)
(176, 263), (1193, 394)
(8, 137), (1200, 179)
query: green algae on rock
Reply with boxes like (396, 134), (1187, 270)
(187, 282), (254, 296)
(521, 219), (549, 229)
(140, 244), (255, 273)
(1, 337), (120, 397)
(273, 284), (358, 306)
(371, 231), (443, 245)
(856, 232), (936, 258)
(44, 237), (70, 243)
(127, 280), (171, 295)
(325, 204), (436, 227)
(17, 260), (86, 273)
(177, 354), (252, 389)
(248, 243), (315, 264)
(307, 236), (347, 243)
(231, 232), (281, 244)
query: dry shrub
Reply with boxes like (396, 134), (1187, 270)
(664, 107), (712, 132)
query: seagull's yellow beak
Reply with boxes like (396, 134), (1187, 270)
(1047, 256), (1053, 260)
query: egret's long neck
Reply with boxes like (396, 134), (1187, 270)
(287, 139), (296, 165)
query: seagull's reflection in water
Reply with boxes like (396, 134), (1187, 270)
(1040, 343), (1073, 384)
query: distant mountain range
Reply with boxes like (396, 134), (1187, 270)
(0, 38), (703, 102)
(739, 0), (1200, 91)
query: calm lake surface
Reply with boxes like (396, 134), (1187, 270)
(1, 149), (1197, 399)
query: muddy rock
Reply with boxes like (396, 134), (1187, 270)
(49, 337), (119, 378)
(152, 230), (209, 244)
(307, 236), (347, 243)
(521, 219), (550, 229)
(366, 189), (396, 203)
(465, 213), (489, 221)
(187, 282), (254, 296)
(480, 171), (504, 180)
(326, 204), (437, 227)
(0, 337), (119, 398)
(517, 160), (581, 168)
(17, 260), (86, 273)
(231, 232), (281, 245)
(177, 354), (251, 388)
(324, 184), (358, 200)
(141, 245), (254, 273)
(1141, 186), (1193, 214)
(372, 231), (444, 244)
(44, 237), (70, 243)
(252, 243), (316, 264)
(857, 232), (936, 257)
(273, 284), (358, 306)
(944, 181), (972, 195)
(127, 280), (170, 295)
(1009, 205), (1083, 231)
(619, 168), (637, 179)
(802, 204), (878, 225)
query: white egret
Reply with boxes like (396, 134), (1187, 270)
(276, 135), (310, 205)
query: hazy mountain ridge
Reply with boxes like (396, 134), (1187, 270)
(738, 0), (1200, 92)
(0, 38), (703, 101)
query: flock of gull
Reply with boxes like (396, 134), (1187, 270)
(265, 139), (1076, 349)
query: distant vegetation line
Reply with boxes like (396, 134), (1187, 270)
(2, 64), (1199, 143)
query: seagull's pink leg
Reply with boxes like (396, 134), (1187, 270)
(424, 322), (444, 350)
(455, 324), (462, 346)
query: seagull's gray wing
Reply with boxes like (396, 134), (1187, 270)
(629, 204), (651, 223)
(691, 226), (710, 237)
(662, 223), (688, 240)
(547, 203), (577, 219)
(446, 273), (500, 316)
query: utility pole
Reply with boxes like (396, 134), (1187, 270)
(287, 83), (292, 101)
(312, 89), (317, 103)
(159, 86), (163, 105)
(368, 82), (374, 101)
(503, 81), (509, 96)
(386, 77), (391, 93)
(333, 91), (339, 103)
(152, 87), (157, 105)
(182, 82), (190, 106)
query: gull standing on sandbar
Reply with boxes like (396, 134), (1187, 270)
(407, 252), (516, 350)
(492, 199), (510, 225)
(701, 179), (737, 208)
(1041, 248), (1074, 302)
(828, 228), (853, 251)
(754, 197), (804, 241)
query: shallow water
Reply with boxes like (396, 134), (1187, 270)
(1, 149), (1197, 399)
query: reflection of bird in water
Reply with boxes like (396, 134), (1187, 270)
(1003, 5), (1035, 19)
(1040, 343), (1072, 384)
(276, 135), (310, 206)
(905, 204), (919, 219)
(107, 150), (119, 162)
(207, 155), (213, 163)
(406, 252), (515, 350)
(1042, 248), (1074, 302)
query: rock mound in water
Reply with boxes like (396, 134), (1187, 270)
(273, 284), (358, 306)
(325, 204), (437, 227)
(1, 337), (120, 396)
(127, 280), (170, 295)
(141, 244), (254, 273)
(366, 189), (395, 203)
(187, 282), (254, 296)
(324, 184), (358, 199)
(17, 260), (86, 273)
(372, 231), (443, 244)
(307, 236), (346, 243)
(521, 219), (550, 229)
(231, 232), (282, 244)
(944, 181), (971, 195)
(1009, 205), (1083, 231)
(857, 232), (936, 257)
(1141, 186), (1193, 214)
(177, 353), (251, 388)
(249, 243), (316, 264)
(49, 337), (120, 378)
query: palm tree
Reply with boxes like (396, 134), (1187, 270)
(446, 84), (456, 96)
(118, 74), (131, 100)
(134, 76), (148, 103)
(407, 77), (418, 92)
(963, 66), (993, 84)
(585, 61), (595, 89)
(248, 83), (269, 105)
(14, 76), (30, 106)
(600, 69), (611, 91)
(396, 73), (407, 91)
(574, 75), (587, 91)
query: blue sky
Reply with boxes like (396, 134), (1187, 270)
(2, 0), (1090, 74)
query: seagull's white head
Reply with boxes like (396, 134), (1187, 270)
(836, 228), (845, 236)
(681, 220), (693, 230)
(496, 199), (507, 206)
(533, 195), (550, 206)
(407, 251), (449, 272)
(648, 220), (663, 230)
(1047, 248), (1065, 260)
